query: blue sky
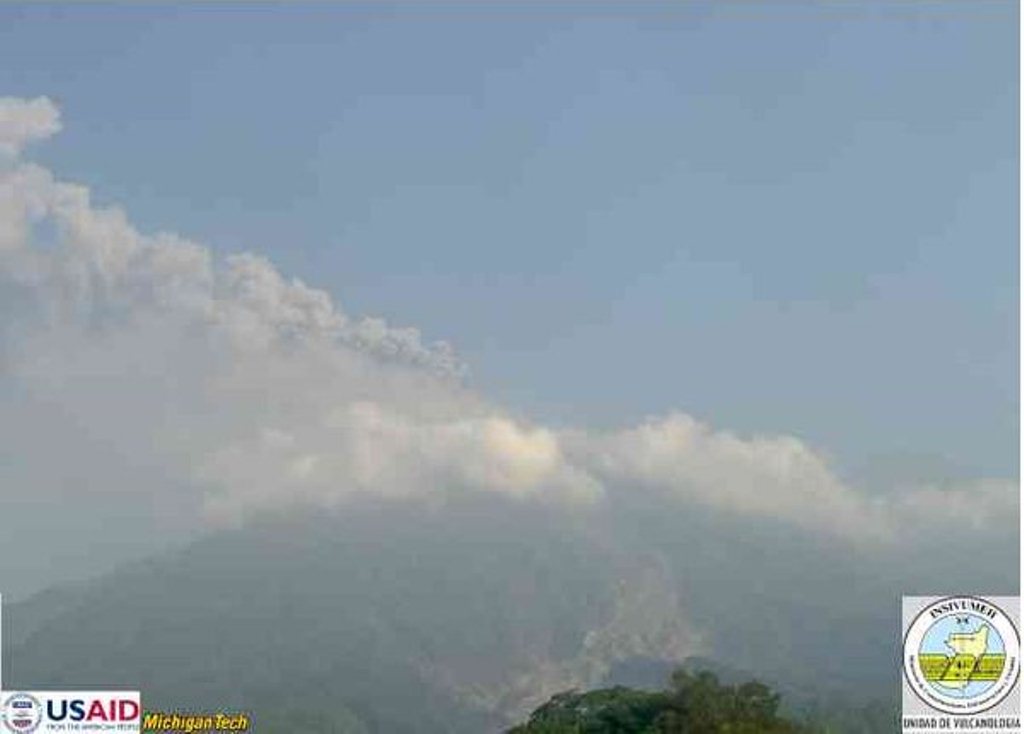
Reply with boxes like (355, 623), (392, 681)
(0, 2), (1017, 485)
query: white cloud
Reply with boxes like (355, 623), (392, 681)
(0, 96), (61, 157)
(887, 478), (1019, 535)
(200, 404), (602, 522)
(568, 414), (885, 542)
(0, 96), (1015, 557)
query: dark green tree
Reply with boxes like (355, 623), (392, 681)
(658, 670), (806, 733)
(509, 687), (667, 734)
(509, 668), (813, 733)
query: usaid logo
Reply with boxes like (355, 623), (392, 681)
(44, 694), (140, 726)
(0, 692), (140, 733)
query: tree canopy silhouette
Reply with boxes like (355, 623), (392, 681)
(508, 669), (811, 733)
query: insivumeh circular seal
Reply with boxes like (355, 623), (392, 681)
(904, 596), (1020, 715)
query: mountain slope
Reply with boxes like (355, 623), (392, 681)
(4, 490), (1013, 732)
(3, 497), (698, 732)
